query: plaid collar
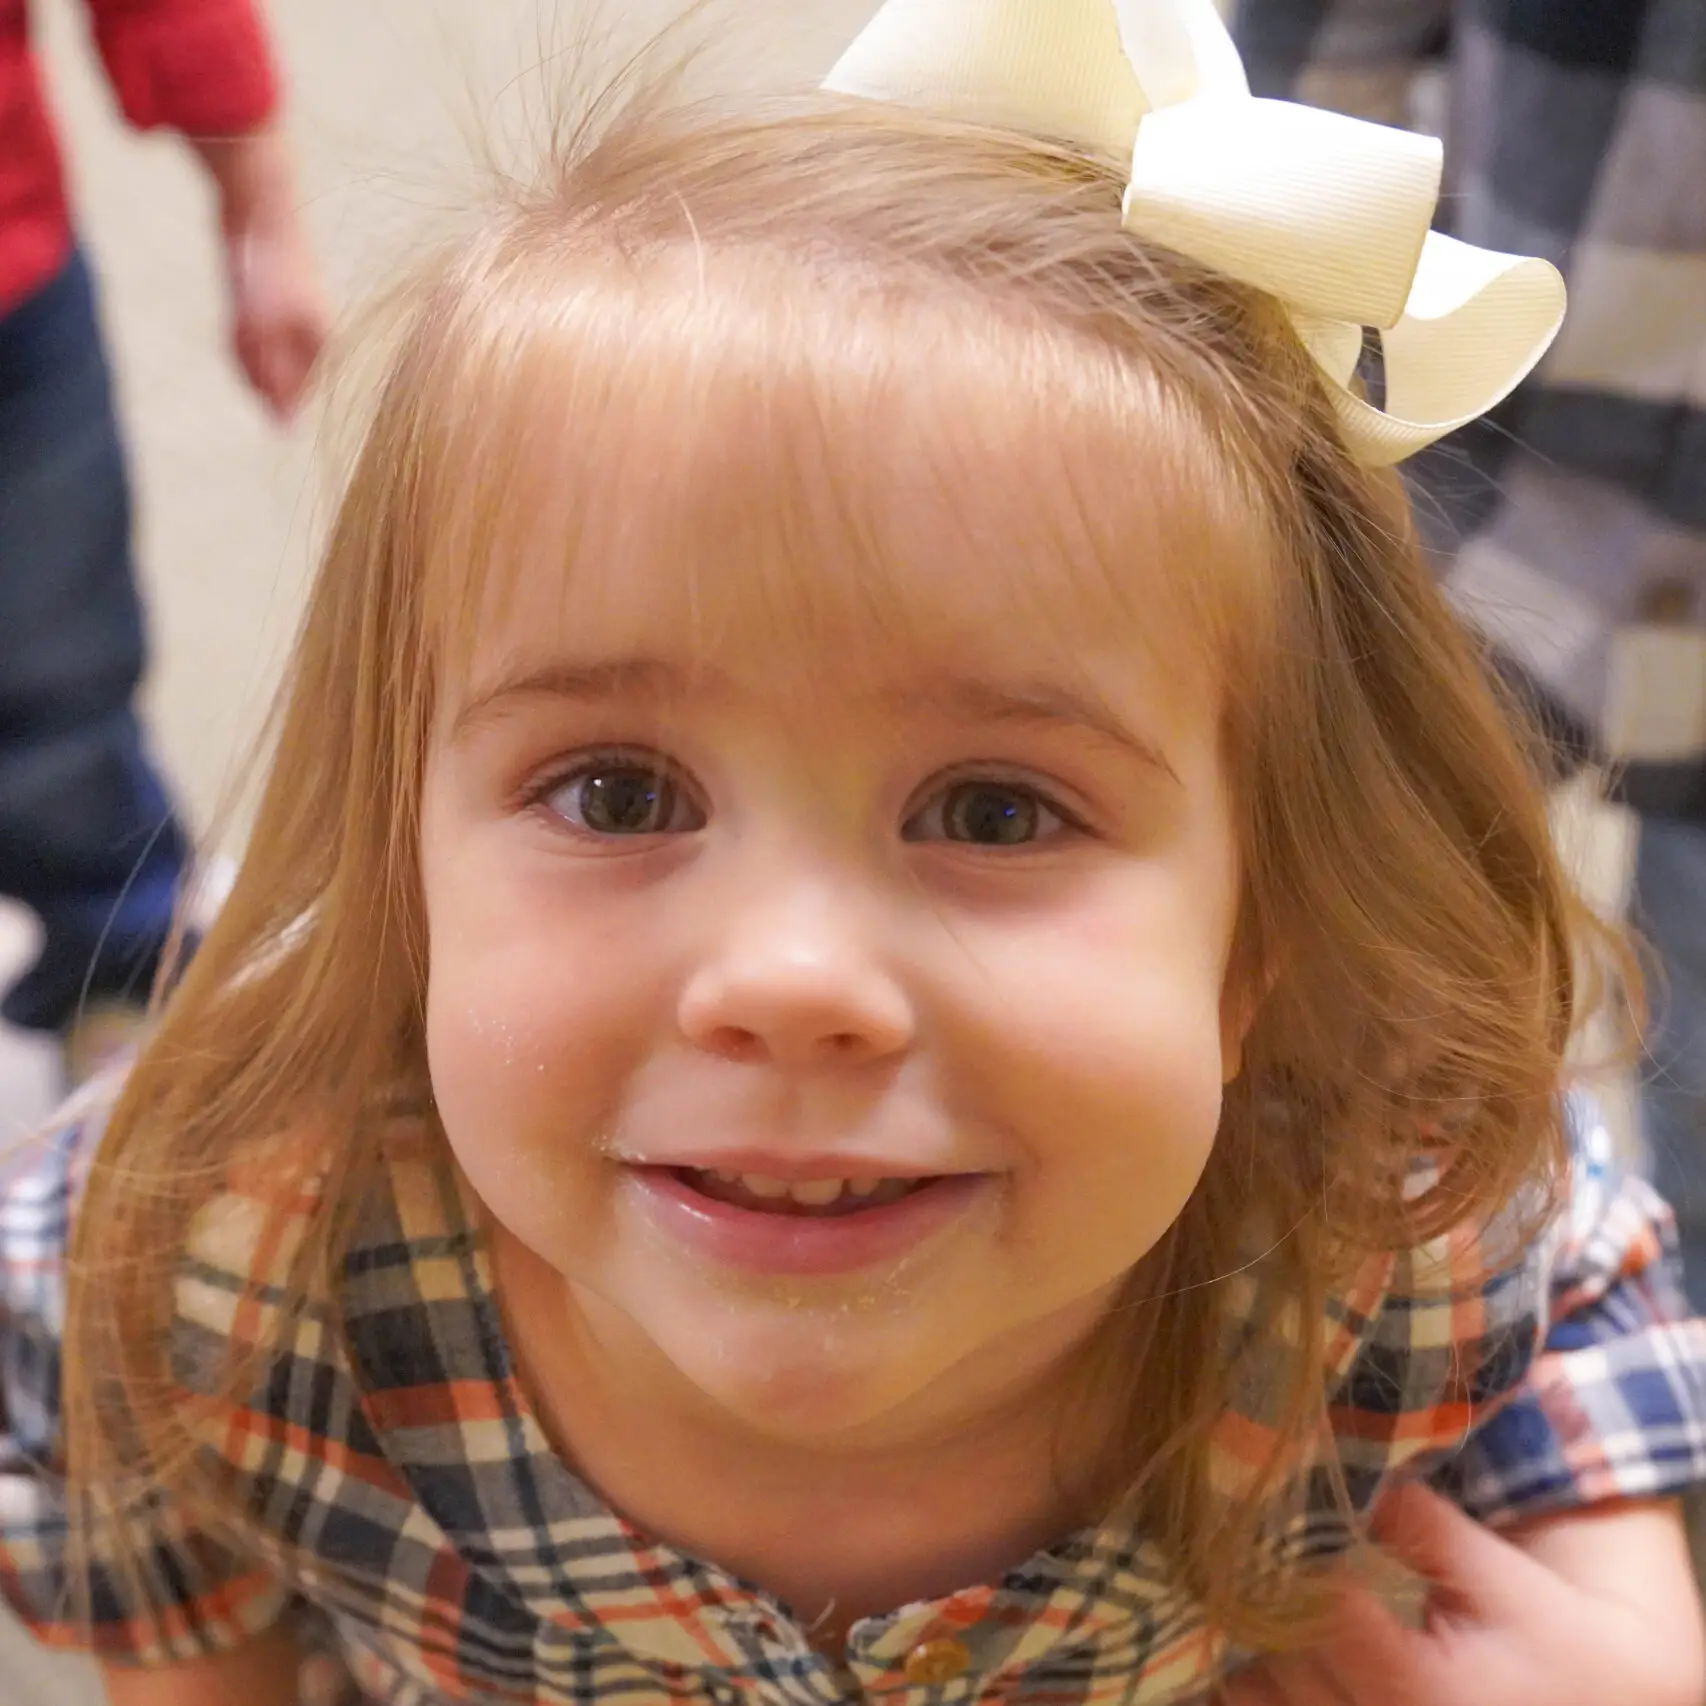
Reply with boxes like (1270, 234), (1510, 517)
(331, 1141), (1247, 1696)
(39, 1100), (1683, 1706)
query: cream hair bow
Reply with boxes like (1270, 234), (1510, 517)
(823, 0), (1565, 465)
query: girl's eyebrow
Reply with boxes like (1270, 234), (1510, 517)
(450, 657), (1179, 783)
(895, 678), (1181, 784)
(450, 657), (728, 738)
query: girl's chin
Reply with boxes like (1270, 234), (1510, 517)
(633, 1301), (965, 1438)
(681, 1373), (931, 1442)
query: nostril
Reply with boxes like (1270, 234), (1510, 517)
(705, 1025), (763, 1063)
(695, 1025), (874, 1064)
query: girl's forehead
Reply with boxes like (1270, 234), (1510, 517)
(461, 530), (1153, 719)
(422, 260), (1271, 714)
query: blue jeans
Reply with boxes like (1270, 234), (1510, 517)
(1639, 817), (1706, 1313)
(0, 252), (189, 1033)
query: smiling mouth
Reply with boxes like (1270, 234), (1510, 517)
(669, 1167), (940, 1217)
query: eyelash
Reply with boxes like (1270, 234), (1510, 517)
(520, 747), (703, 837)
(519, 749), (1092, 846)
(903, 771), (1088, 846)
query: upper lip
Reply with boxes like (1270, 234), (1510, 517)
(617, 1150), (962, 1181)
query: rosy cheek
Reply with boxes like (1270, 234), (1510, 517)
(427, 957), (545, 1132)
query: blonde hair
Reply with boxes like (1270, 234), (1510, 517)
(66, 90), (1614, 1650)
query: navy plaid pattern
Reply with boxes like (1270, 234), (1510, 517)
(1236, 0), (1706, 819)
(3, 1094), (1705, 1704)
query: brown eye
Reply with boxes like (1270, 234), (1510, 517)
(905, 780), (1065, 846)
(546, 763), (704, 836)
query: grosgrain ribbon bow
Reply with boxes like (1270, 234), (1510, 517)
(823, 0), (1565, 465)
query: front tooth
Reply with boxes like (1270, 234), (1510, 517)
(786, 1178), (847, 1207)
(847, 1177), (883, 1198)
(738, 1174), (790, 1199)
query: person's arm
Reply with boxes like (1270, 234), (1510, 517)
(1428, 1094), (1706, 1532)
(185, 128), (329, 418)
(79, 0), (328, 415)
(1512, 1497), (1701, 1642)
(1223, 1095), (1706, 1704)
(101, 1627), (310, 1706)
(1218, 1486), (1704, 1705)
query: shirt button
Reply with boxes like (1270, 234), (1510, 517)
(903, 1635), (972, 1686)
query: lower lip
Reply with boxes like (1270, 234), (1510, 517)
(625, 1169), (987, 1276)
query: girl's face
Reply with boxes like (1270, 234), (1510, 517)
(418, 359), (1251, 1447)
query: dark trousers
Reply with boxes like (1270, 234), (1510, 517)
(0, 251), (189, 1033)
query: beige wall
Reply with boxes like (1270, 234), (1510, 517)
(39, 0), (879, 840)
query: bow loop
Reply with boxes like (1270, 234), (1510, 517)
(1124, 98), (1440, 329)
(823, 0), (1566, 465)
(824, 0), (1146, 161)
(1330, 232), (1566, 465)
(1109, 0), (1245, 108)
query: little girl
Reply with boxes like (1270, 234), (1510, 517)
(6, 2), (1706, 1703)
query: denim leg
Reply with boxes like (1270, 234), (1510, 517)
(0, 253), (190, 1033)
(1636, 816), (1706, 1314)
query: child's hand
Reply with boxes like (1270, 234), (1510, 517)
(1217, 1484), (1704, 1706)
(224, 202), (328, 419)
(191, 131), (331, 420)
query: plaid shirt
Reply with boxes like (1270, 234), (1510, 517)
(1235, 0), (1706, 821)
(3, 1096), (1705, 1706)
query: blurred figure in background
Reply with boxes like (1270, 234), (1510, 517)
(1235, 0), (1706, 1306)
(0, 0), (327, 1081)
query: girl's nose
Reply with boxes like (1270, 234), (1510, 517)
(677, 893), (916, 1070)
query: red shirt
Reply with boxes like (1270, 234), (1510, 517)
(0, 0), (279, 317)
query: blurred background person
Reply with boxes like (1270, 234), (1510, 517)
(0, 0), (327, 1082)
(1235, 0), (1706, 1305)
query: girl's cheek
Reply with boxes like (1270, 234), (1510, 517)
(428, 952), (558, 1130)
(429, 931), (649, 1132)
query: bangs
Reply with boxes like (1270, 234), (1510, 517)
(406, 236), (1280, 721)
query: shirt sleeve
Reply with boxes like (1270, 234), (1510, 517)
(1430, 1097), (1706, 1522)
(80, 0), (280, 136)
(0, 1116), (291, 1665)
